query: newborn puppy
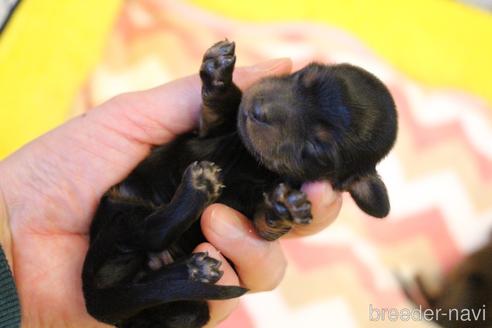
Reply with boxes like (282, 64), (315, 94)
(82, 40), (397, 327)
(402, 236), (492, 327)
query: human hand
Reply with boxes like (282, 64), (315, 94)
(199, 182), (342, 326)
(0, 57), (342, 327)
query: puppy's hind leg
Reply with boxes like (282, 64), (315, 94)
(141, 160), (224, 251)
(122, 253), (228, 328)
(84, 161), (229, 325)
(87, 252), (247, 325)
(199, 40), (242, 137)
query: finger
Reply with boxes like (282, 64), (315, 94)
(286, 181), (343, 238)
(201, 204), (287, 292)
(233, 58), (292, 90)
(193, 243), (240, 327)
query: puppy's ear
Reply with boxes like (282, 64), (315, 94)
(347, 173), (390, 218)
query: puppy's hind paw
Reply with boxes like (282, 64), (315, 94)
(185, 161), (225, 202)
(188, 252), (224, 284)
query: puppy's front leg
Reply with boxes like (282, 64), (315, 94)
(254, 183), (312, 241)
(199, 40), (242, 137)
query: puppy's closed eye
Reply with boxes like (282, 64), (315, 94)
(301, 141), (320, 159)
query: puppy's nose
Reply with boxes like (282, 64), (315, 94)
(251, 103), (268, 124)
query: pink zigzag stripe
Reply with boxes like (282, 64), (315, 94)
(363, 208), (463, 271)
(282, 240), (405, 305)
(390, 84), (492, 181)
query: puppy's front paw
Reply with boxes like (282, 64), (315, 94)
(185, 161), (224, 202)
(188, 252), (223, 284)
(200, 40), (236, 90)
(268, 183), (312, 225)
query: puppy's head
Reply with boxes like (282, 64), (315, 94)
(237, 63), (397, 217)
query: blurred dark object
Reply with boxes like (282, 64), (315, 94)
(402, 234), (492, 327)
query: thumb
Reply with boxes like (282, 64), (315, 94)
(233, 58), (292, 90)
(129, 57), (293, 142)
(201, 204), (287, 292)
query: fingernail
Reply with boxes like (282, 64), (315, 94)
(322, 183), (339, 206)
(210, 207), (245, 239)
(246, 58), (291, 72)
(302, 181), (340, 208)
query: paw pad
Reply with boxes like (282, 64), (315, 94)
(185, 161), (224, 201)
(200, 40), (236, 90)
(268, 183), (313, 225)
(188, 252), (223, 284)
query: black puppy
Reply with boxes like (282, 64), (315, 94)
(82, 40), (397, 327)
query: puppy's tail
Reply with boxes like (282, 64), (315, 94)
(84, 280), (246, 324)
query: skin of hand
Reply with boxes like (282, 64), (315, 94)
(0, 58), (342, 328)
